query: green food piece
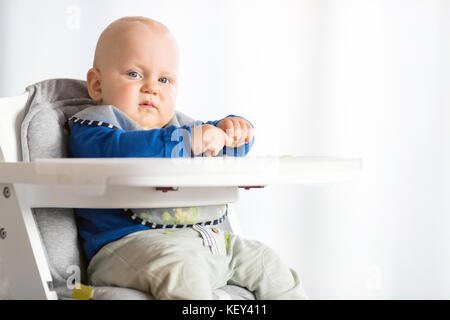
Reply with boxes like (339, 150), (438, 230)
(138, 212), (152, 222)
(224, 232), (231, 250)
(162, 211), (175, 224)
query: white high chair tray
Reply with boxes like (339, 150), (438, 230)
(0, 156), (361, 209)
(0, 156), (361, 187)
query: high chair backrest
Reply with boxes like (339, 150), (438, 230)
(0, 92), (29, 162)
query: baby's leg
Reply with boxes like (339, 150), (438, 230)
(88, 229), (217, 300)
(226, 234), (308, 300)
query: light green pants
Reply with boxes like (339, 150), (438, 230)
(88, 227), (308, 300)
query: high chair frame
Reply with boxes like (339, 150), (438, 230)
(0, 91), (362, 300)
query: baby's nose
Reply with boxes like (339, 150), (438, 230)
(141, 84), (157, 95)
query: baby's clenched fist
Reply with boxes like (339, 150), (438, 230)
(217, 117), (254, 148)
(190, 124), (233, 156)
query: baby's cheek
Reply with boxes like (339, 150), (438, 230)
(162, 94), (176, 115)
(166, 86), (177, 102)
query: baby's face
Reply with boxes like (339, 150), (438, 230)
(92, 23), (179, 129)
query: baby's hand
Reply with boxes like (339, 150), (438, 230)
(217, 117), (254, 148)
(191, 124), (233, 157)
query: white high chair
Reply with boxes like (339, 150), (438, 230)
(0, 83), (361, 300)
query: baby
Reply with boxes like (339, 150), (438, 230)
(69, 16), (307, 300)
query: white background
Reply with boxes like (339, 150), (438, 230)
(0, 0), (449, 299)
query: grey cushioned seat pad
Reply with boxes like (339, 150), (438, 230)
(22, 78), (255, 300)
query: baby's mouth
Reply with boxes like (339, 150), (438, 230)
(139, 101), (157, 109)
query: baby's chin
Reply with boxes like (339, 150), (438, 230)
(139, 119), (165, 130)
(138, 111), (175, 130)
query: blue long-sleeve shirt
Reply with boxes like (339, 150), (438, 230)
(70, 114), (254, 261)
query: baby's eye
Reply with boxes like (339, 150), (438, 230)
(158, 77), (169, 84)
(128, 72), (140, 78)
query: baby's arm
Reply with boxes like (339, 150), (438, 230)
(69, 122), (193, 158)
(69, 115), (254, 158)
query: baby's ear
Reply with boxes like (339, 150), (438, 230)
(86, 68), (102, 102)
